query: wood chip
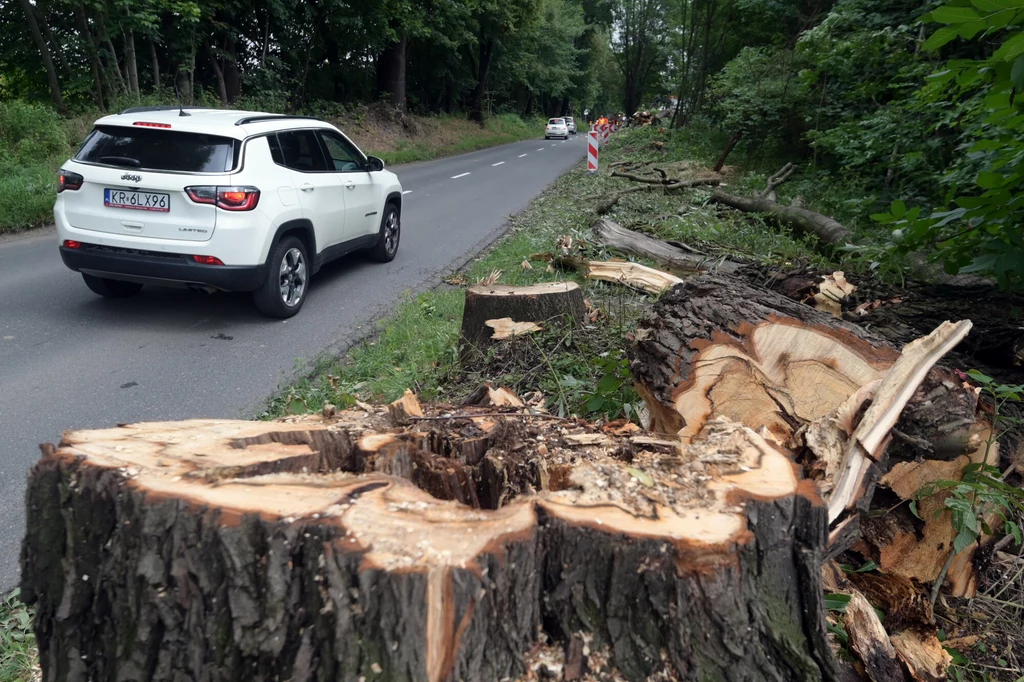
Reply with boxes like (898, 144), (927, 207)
(486, 318), (543, 340)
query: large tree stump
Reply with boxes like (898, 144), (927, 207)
(23, 406), (839, 682)
(459, 282), (586, 364)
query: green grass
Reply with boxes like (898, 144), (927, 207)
(372, 114), (547, 165)
(0, 164), (58, 232)
(0, 590), (37, 682)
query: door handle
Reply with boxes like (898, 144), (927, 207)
(299, 183), (314, 192)
(345, 181), (356, 190)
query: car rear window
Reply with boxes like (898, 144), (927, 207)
(76, 125), (239, 172)
(549, 119), (564, 124)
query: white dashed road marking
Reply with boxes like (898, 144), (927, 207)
(519, 154), (528, 158)
(402, 190), (412, 194)
(451, 172), (471, 179)
(492, 162), (505, 166)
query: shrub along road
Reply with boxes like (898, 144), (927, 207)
(0, 135), (586, 592)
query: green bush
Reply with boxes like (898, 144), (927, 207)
(0, 163), (56, 231)
(0, 100), (70, 167)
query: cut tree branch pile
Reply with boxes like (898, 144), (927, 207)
(22, 263), (988, 681)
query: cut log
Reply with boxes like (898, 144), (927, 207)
(459, 282), (585, 364)
(890, 630), (952, 682)
(710, 190), (852, 247)
(590, 218), (743, 276)
(23, 411), (839, 682)
(628, 275), (978, 550)
(629, 276), (978, 459)
(389, 388), (425, 425)
(463, 383), (526, 408)
(486, 318), (543, 340)
(554, 256), (682, 295)
(844, 590), (908, 682)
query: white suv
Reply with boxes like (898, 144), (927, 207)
(54, 106), (404, 318)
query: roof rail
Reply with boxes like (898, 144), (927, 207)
(234, 114), (321, 126)
(118, 105), (208, 115)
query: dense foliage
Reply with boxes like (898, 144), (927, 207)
(3, 0), (1023, 287)
(0, 0), (619, 118)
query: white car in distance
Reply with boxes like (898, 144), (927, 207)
(564, 117), (577, 134)
(545, 118), (569, 140)
(54, 106), (404, 318)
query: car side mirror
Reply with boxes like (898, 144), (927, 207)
(366, 156), (385, 172)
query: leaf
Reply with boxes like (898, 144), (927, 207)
(891, 200), (907, 218)
(824, 593), (851, 611)
(953, 526), (979, 554)
(598, 373), (622, 394)
(1013, 54), (1024, 90)
(626, 467), (654, 487)
(977, 171), (1006, 189)
(958, 20), (988, 38)
(931, 5), (981, 22)
(994, 32), (1024, 61)
(923, 26), (960, 50)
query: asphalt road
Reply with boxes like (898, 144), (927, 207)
(0, 133), (586, 592)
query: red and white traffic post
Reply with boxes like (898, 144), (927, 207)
(587, 130), (599, 172)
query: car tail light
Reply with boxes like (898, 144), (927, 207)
(185, 186), (260, 211)
(63, 240), (82, 249)
(192, 255), (225, 265)
(58, 170), (83, 192)
(133, 121), (172, 128)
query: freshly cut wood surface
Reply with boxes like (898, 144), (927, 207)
(459, 281), (585, 364)
(23, 405), (838, 682)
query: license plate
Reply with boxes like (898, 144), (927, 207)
(104, 189), (170, 212)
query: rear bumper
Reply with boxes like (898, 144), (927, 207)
(59, 243), (266, 291)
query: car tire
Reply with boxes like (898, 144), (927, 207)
(252, 236), (309, 318)
(82, 274), (143, 298)
(368, 203), (400, 263)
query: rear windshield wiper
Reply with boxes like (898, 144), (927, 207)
(99, 156), (142, 168)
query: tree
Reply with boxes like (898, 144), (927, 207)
(611, 0), (668, 114)
(870, 0), (1024, 290)
(18, 0), (65, 112)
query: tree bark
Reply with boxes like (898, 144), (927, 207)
(591, 218), (743, 276)
(710, 189), (852, 247)
(713, 131), (743, 172)
(223, 34), (240, 102)
(23, 405), (839, 682)
(19, 0), (65, 113)
(96, 14), (129, 96)
(459, 282), (586, 364)
(469, 36), (494, 122)
(124, 27), (140, 97)
(76, 3), (107, 108)
(206, 42), (229, 106)
(377, 29), (408, 112)
(149, 37), (161, 91)
(36, 2), (74, 81)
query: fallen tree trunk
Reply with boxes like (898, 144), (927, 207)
(590, 218), (743, 276)
(628, 275), (979, 545)
(24, 407), (839, 682)
(710, 190), (853, 247)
